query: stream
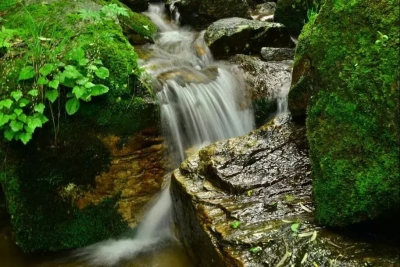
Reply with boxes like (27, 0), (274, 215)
(1, 3), (255, 267)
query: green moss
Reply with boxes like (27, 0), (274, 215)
(293, 0), (399, 226)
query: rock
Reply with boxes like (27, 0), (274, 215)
(167, 0), (254, 30)
(289, 0), (399, 226)
(248, 2), (276, 22)
(274, 0), (321, 36)
(119, 0), (149, 12)
(171, 116), (400, 267)
(260, 47), (295, 61)
(204, 18), (292, 58)
(228, 54), (292, 125)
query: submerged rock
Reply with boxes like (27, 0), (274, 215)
(171, 116), (399, 266)
(289, 0), (399, 226)
(204, 18), (292, 58)
(229, 54), (292, 125)
(167, 0), (254, 30)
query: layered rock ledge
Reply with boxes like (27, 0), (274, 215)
(171, 116), (399, 266)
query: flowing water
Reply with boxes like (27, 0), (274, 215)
(1, 3), (256, 267)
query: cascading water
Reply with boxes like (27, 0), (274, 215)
(74, 3), (254, 266)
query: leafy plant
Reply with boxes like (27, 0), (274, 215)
(375, 31), (389, 46)
(78, 4), (129, 24)
(290, 223), (300, 233)
(0, 26), (15, 49)
(0, 89), (48, 144)
(231, 220), (241, 229)
(249, 246), (262, 253)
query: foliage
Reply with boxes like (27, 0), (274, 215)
(293, 0), (399, 226)
(0, 26), (15, 49)
(231, 220), (241, 229)
(78, 3), (129, 24)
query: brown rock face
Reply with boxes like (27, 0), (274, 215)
(76, 128), (166, 227)
(171, 116), (399, 266)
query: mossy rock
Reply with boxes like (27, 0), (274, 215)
(274, 0), (321, 36)
(0, 0), (161, 252)
(290, 0), (399, 227)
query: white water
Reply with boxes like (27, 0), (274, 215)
(74, 4), (254, 266)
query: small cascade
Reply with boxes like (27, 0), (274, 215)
(74, 3), (254, 266)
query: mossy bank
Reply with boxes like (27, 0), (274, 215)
(289, 0), (399, 227)
(0, 0), (162, 252)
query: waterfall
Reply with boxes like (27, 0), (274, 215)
(73, 4), (254, 266)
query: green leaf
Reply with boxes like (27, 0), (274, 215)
(94, 59), (103, 65)
(291, 223), (300, 233)
(9, 120), (24, 132)
(66, 47), (85, 62)
(143, 25), (149, 31)
(39, 63), (55, 76)
(14, 108), (23, 116)
(33, 113), (49, 124)
(19, 132), (32, 145)
(34, 103), (45, 114)
(28, 117), (43, 129)
(4, 129), (15, 141)
(63, 65), (82, 79)
(84, 82), (95, 88)
(76, 77), (89, 85)
(249, 246), (262, 253)
(72, 86), (87, 99)
(65, 98), (80, 115)
(0, 99), (13, 109)
(28, 89), (39, 97)
(88, 64), (98, 71)
(231, 220), (241, 229)
(37, 76), (48, 85)
(18, 113), (27, 123)
(11, 91), (23, 101)
(89, 84), (109, 96)
(45, 89), (58, 103)
(94, 67), (109, 79)
(19, 98), (30, 107)
(0, 114), (10, 127)
(78, 58), (89, 66)
(18, 66), (35, 80)
(48, 79), (60, 89)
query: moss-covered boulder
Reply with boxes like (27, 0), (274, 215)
(289, 0), (399, 226)
(274, 0), (321, 36)
(0, 0), (164, 252)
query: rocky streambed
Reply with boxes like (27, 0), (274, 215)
(171, 116), (399, 266)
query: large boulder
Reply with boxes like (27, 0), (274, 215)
(274, 0), (321, 36)
(260, 47), (295, 61)
(204, 18), (292, 58)
(228, 54), (292, 126)
(171, 116), (399, 266)
(289, 0), (399, 226)
(0, 0), (163, 252)
(167, 0), (255, 30)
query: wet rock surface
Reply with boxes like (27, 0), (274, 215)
(248, 2), (276, 22)
(261, 47), (295, 61)
(229, 55), (292, 125)
(171, 116), (399, 267)
(75, 128), (166, 227)
(204, 18), (292, 58)
(167, 0), (254, 30)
